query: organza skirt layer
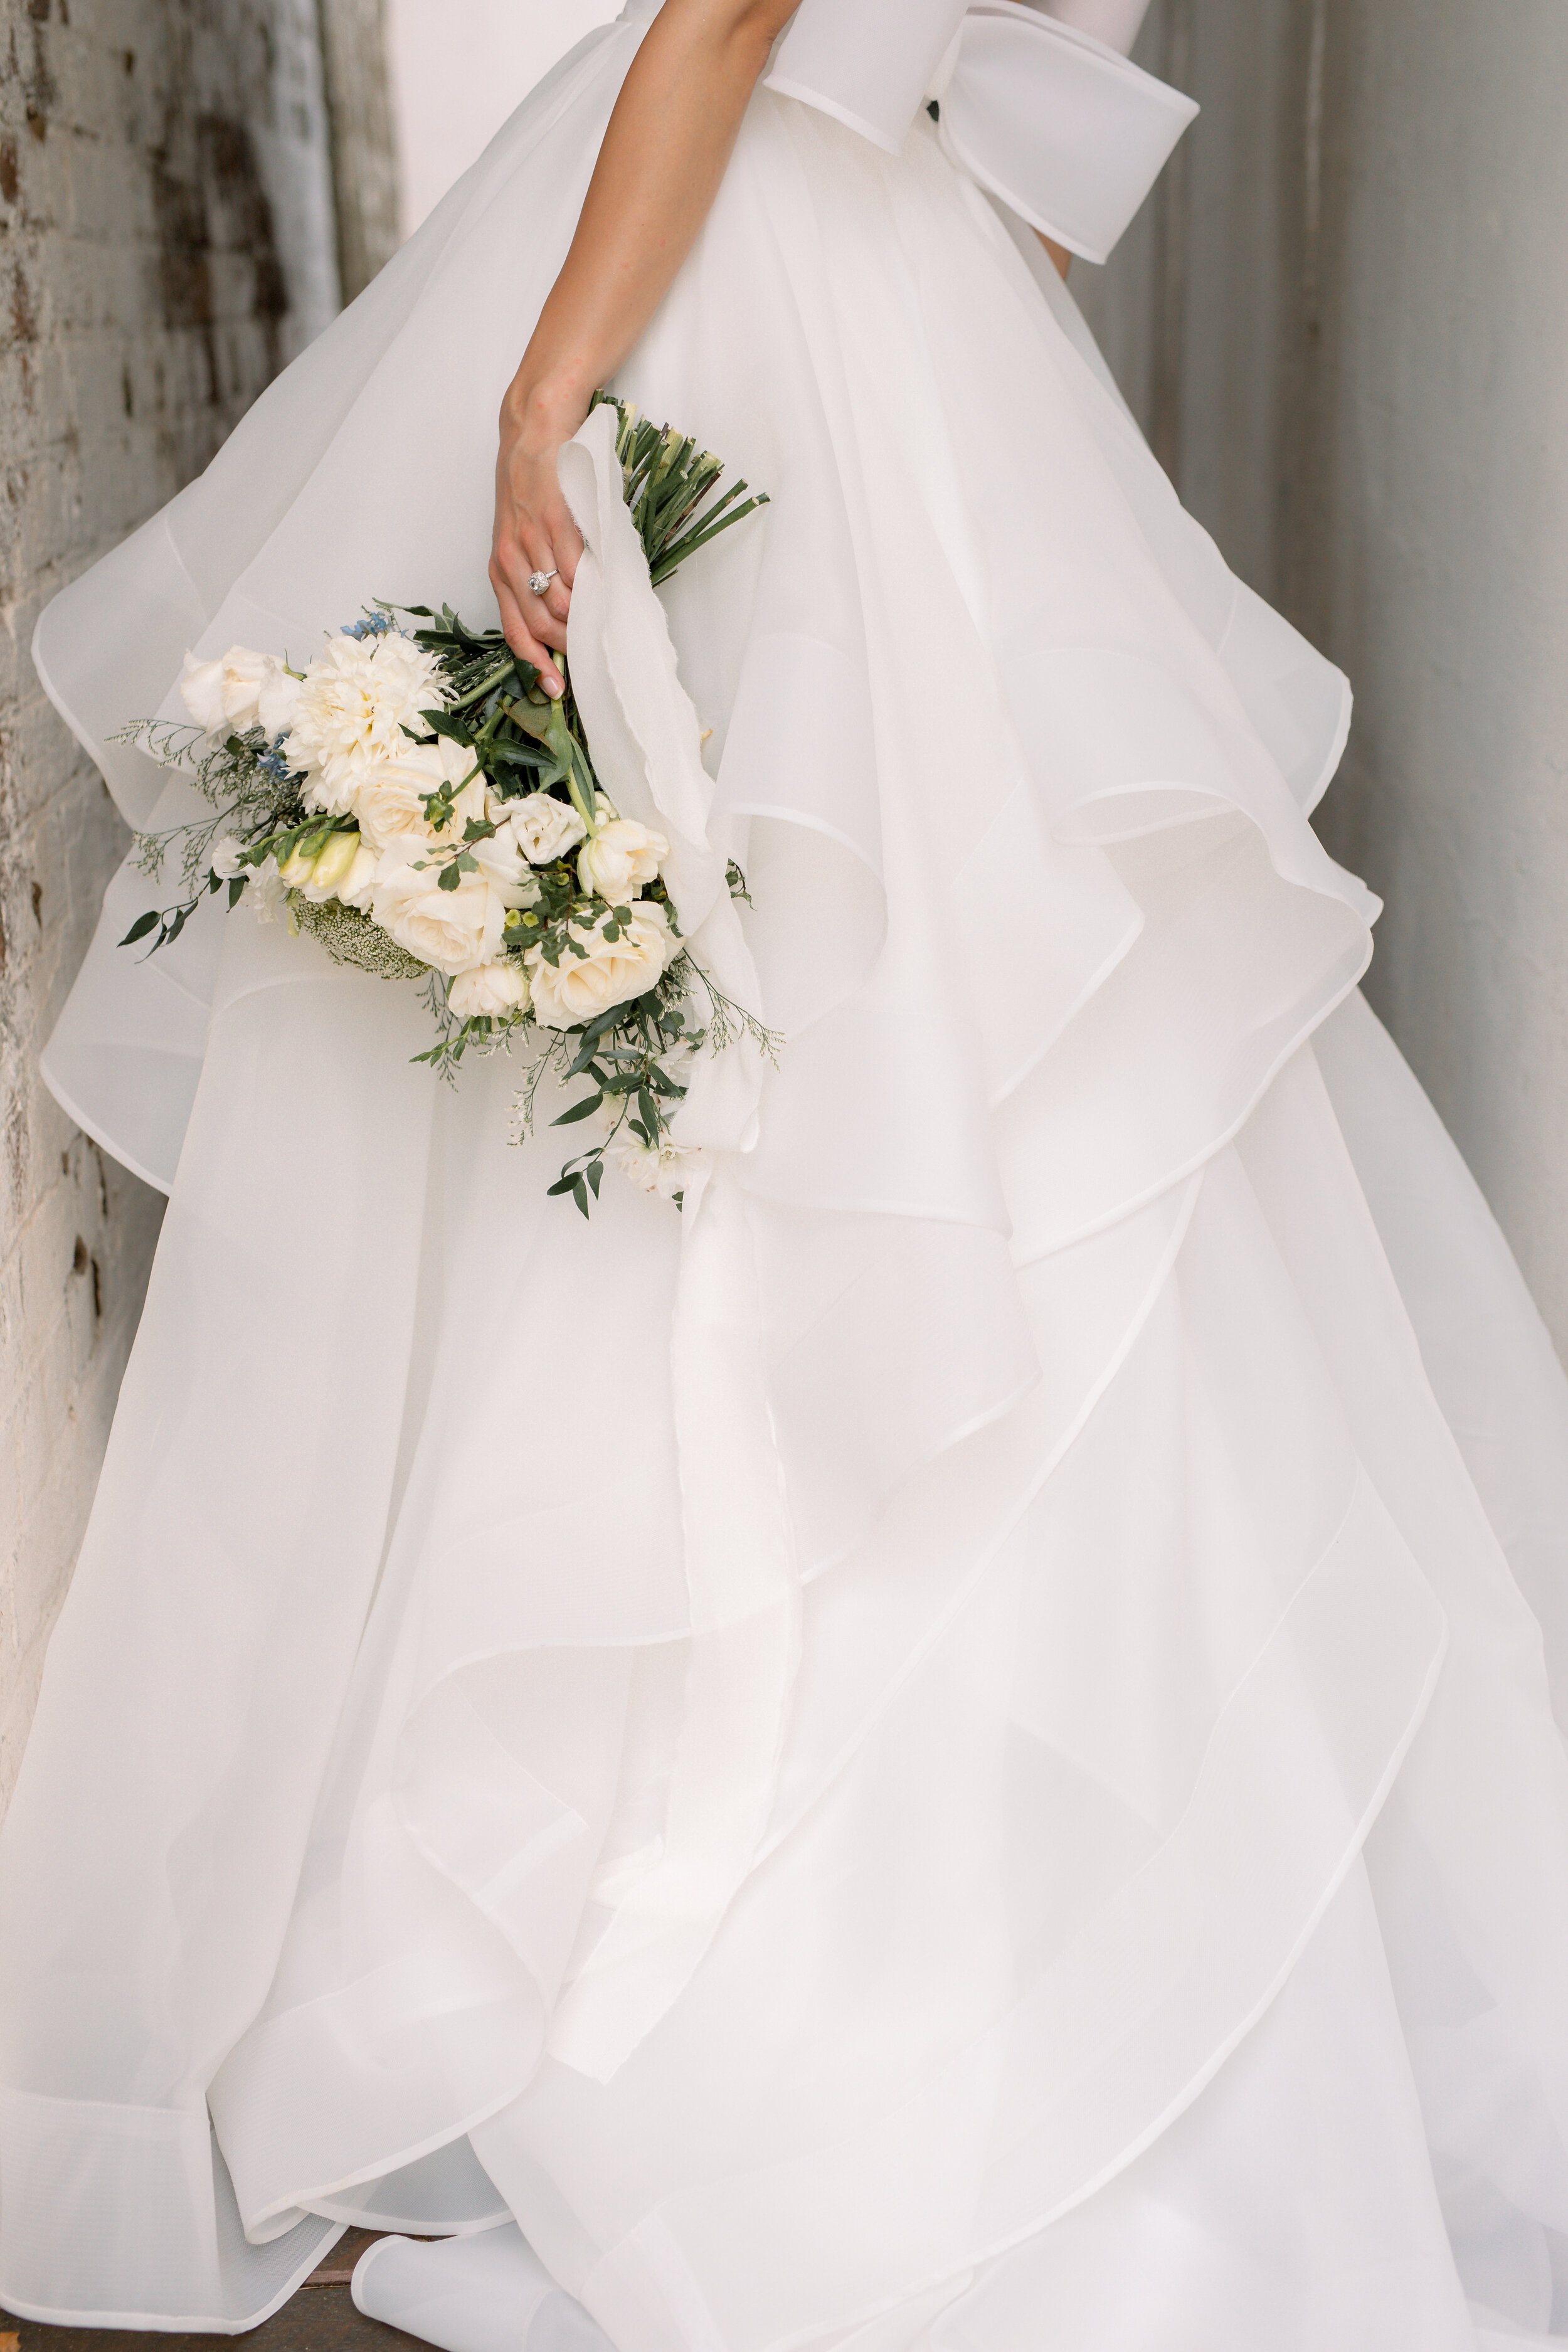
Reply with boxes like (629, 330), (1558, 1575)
(5, 7), (1568, 2346)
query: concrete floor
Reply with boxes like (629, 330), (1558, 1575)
(1, 2235), (416, 2352)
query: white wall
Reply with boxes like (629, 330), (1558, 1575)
(1088, 0), (1568, 1360)
(387, 0), (620, 243)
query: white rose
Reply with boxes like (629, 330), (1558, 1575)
(180, 645), (268, 736)
(448, 958), (531, 1019)
(371, 852), (504, 975)
(526, 899), (680, 1030)
(353, 736), (484, 852)
(609, 1133), (706, 1201)
(577, 808), (668, 904)
(502, 790), (587, 866)
(286, 628), (450, 812)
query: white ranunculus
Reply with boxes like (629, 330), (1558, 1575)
(353, 735), (484, 853)
(577, 807), (668, 904)
(502, 789), (587, 866)
(609, 1133), (706, 1201)
(180, 645), (268, 736)
(448, 958), (531, 1019)
(372, 852), (503, 976)
(286, 629), (450, 814)
(526, 899), (680, 1030)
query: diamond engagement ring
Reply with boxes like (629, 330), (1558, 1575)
(527, 568), (558, 597)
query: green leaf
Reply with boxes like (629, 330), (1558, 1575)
(437, 864), (462, 892)
(552, 1092), (604, 1127)
(119, 909), (159, 945)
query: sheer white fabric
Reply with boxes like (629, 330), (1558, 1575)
(5, 5), (1568, 2347)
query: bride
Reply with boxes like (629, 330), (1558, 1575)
(5, 2), (1568, 2346)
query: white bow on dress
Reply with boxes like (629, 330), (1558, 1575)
(765, 0), (1197, 264)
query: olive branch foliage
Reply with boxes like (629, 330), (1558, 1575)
(114, 393), (776, 1215)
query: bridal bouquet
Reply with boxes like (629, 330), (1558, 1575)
(119, 396), (775, 1214)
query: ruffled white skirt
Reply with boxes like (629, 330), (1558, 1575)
(5, 6), (1568, 2346)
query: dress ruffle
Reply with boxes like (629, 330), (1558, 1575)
(6, 8), (1568, 2344)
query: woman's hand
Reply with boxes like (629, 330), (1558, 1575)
(490, 379), (589, 697)
(488, 0), (795, 686)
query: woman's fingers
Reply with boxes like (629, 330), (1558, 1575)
(490, 443), (588, 694)
(490, 566), (565, 696)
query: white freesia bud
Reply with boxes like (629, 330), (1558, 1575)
(300, 830), (364, 899)
(609, 1133), (706, 1201)
(337, 842), (379, 909)
(502, 790), (588, 866)
(448, 958), (531, 1019)
(526, 899), (680, 1029)
(577, 808), (668, 905)
(180, 645), (268, 736)
(277, 839), (322, 887)
(371, 851), (504, 975)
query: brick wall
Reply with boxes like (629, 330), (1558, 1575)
(0, 0), (360, 1810)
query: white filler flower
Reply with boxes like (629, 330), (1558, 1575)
(287, 630), (448, 813)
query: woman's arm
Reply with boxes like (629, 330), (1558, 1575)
(492, 0), (797, 690)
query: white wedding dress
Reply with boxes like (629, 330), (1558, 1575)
(5, 5), (1568, 2348)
